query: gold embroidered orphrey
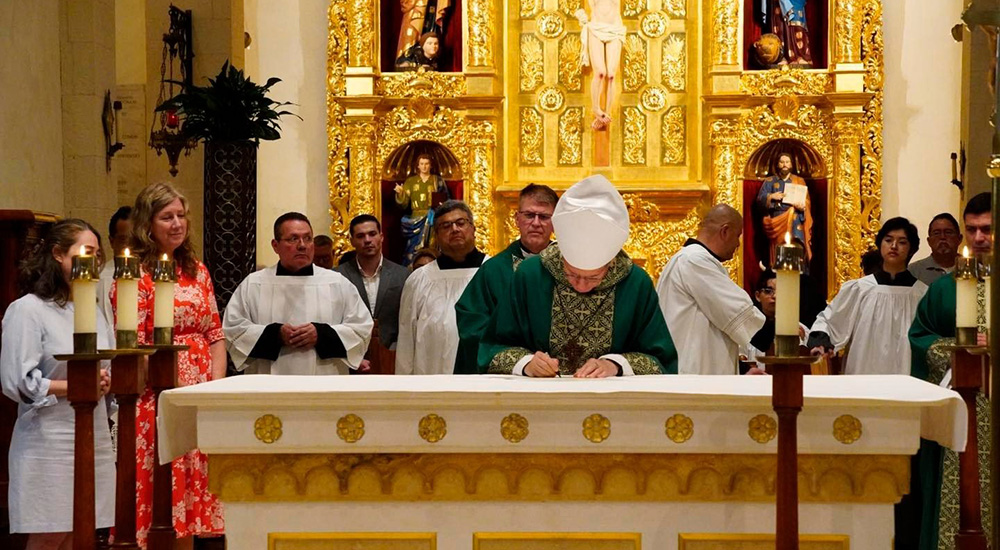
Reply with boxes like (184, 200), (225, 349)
(254, 414), (283, 444)
(326, 0), (884, 295)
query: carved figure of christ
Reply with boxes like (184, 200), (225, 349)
(577, 0), (624, 131)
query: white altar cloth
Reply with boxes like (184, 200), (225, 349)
(158, 374), (966, 463)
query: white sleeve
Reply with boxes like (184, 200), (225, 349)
(601, 353), (635, 376)
(510, 355), (533, 376)
(222, 280), (268, 371)
(810, 279), (864, 351)
(683, 256), (765, 346)
(331, 284), (374, 368)
(395, 275), (419, 375)
(0, 299), (56, 408)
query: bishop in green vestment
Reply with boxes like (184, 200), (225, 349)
(904, 192), (993, 550)
(478, 175), (677, 377)
(454, 184), (558, 374)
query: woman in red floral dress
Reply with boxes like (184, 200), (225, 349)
(124, 182), (226, 549)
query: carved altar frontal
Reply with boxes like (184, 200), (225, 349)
(326, 0), (883, 295)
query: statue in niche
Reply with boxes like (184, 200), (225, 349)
(395, 153), (451, 266)
(755, 152), (813, 265)
(752, 0), (813, 68)
(575, 0), (625, 130)
(396, 32), (441, 72)
(395, 0), (453, 71)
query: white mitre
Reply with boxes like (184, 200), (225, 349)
(552, 174), (630, 270)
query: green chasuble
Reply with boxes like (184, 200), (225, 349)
(905, 275), (992, 550)
(478, 243), (678, 375)
(453, 240), (528, 374)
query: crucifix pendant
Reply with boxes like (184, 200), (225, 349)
(562, 339), (585, 373)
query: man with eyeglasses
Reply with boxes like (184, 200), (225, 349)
(397, 200), (489, 374)
(223, 212), (373, 375)
(656, 204), (766, 374)
(454, 183), (558, 374)
(480, 175), (677, 377)
(907, 213), (962, 285)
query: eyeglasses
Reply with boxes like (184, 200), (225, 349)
(518, 211), (552, 223)
(758, 288), (776, 296)
(436, 218), (471, 231)
(280, 236), (313, 246)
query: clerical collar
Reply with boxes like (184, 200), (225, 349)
(874, 269), (917, 287)
(276, 263), (314, 276)
(438, 249), (486, 270)
(683, 238), (724, 262)
(518, 240), (541, 258)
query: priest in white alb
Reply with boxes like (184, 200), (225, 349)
(396, 200), (488, 374)
(223, 212), (373, 375)
(656, 204), (766, 374)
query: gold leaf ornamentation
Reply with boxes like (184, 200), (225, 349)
(521, 0), (541, 19)
(622, 107), (646, 165)
(500, 413), (530, 443)
(468, 0), (495, 67)
(254, 414), (283, 444)
(664, 0), (686, 19)
(665, 413), (694, 443)
(640, 11), (667, 38)
(376, 72), (468, 98)
(537, 86), (566, 112)
(622, 194), (660, 223)
(623, 34), (647, 92)
(835, 0), (862, 63)
(558, 33), (583, 92)
(740, 68), (831, 96)
(347, 0), (374, 66)
(337, 414), (365, 443)
(833, 414), (863, 444)
(833, 116), (863, 291)
(661, 33), (686, 92)
(582, 413), (611, 443)
(558, 0), (582, 17)
(748, 414), (777, 444)
(711, 0), (738, 65)
(558, 107), (583, 165)
(418, 414), (448, 443)
(661, 106), (685, 165)
(520, 107), (544, 165)
(536, 11), (565, 39)
(860, 0), (884, 254)
(640, 86), (667, 112)
(520, 34), (544, 92)
(623, 0), (646, 17)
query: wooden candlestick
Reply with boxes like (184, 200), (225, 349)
(945, 345), (989, 550)
(53, 351), (114, 550)
(105, 349), (154, 550)
(759, 356), (817, 550)
(143, 344), (187, 550)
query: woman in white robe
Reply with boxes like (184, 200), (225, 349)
(807, 217), (928, 374)
(0, 219), (115, 548)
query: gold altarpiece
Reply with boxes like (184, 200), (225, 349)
(326, 0), (883, 295)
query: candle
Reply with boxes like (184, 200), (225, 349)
(773, 233), (804, 357)
(956, 246), (978, 345)
(71, 245), (98, 353)
(152, 253), (176, 345)
(114, 248), (140, 348)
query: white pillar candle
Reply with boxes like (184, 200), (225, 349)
(71, 245), (98, 334)
(114, 248), (140, 333)
(153, 254), (176, 329)
(956, 247), (977, 328)
(775, 269), (800, 335)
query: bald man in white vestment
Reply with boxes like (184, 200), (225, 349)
(656, 205), (765, 374)
(224, 212), (373, 375)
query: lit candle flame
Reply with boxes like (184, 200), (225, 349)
(963, 246), (970, 259)
(161, 253), (169, 261)
(784, 232), (791, 245)
(124, 248), (130, 258)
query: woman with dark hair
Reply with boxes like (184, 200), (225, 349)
(807, 216), (927, 374)
(1, 219), (114, 549)
(119, 182), (225, 548)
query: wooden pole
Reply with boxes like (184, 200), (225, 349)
(109, 351), (150, 550)
(951, 347), (989, 550)
(145, 346), (182, 550)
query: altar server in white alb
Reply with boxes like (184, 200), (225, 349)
(396, 200), (489, 374)
(807, 217), (927, 374)
(657, 204), (766, 374)
(224, 212), (373, 375)
(0, 219), (115, 545)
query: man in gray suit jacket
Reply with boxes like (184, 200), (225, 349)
(336, 215), (410, 357)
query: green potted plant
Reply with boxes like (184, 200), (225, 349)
(155, 60), (298, 310)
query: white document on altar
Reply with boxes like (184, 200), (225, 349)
(781, 182), (807, 206)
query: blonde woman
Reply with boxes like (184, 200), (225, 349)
(116, 182), (225, 548)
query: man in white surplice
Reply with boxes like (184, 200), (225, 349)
(656, 204), (766, 374)
(224, 212), (373, 375)
(397, 200), (488, 374)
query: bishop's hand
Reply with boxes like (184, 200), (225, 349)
(524, 351), (560, 377)
(574, 358), (619, 378)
